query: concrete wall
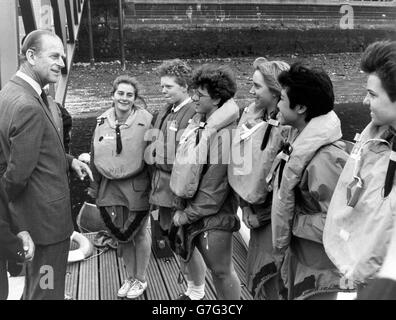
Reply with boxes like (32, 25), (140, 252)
(75, 0), (396, 62)
(75, 27), (395, 61)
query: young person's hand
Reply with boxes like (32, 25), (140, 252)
(173, 210), (189, 227)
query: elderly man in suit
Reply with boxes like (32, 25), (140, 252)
(0, 29), (92, 300)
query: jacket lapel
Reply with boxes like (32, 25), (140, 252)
(11, 76), (66, 152)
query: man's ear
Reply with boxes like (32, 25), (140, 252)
(296, 104), (307, 115)
(26, 49), (36, 65)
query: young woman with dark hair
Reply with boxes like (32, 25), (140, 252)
(324, 41), (396, 298)
(268, 63), (351, 299)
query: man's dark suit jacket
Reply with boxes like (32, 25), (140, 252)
(0, 185), (24, 262)
(0, 75), (74, 246)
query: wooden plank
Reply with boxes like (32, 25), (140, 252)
(232, 233), (253, 300)
(72, 231), (252, 300)
(145, 228), (172, 300)
(145, 252), (170, 300)
(152, 249), (187, 300)
(78, 233), (99, 300)
(234, 231), (249, 252)
(65, 261), (79, 300)
(99, 248), (119, 300)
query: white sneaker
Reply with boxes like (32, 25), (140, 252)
(126, 279), (147, 299)
(118, 279), (135, 298)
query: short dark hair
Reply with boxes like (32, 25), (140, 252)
(360, 40), (396, 102)
(278, 63), (334, 122)
(19, 29), (57, 63)
(157, 59), (192, 88)
(191, 64), (237, 107)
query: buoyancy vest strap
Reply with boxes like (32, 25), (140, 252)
(158, 105), (173, 131)
(196, 114), (207, 146)
(115, 124), (122, 154)
(384, 135), (396, 197)
(293, 275), (316, 299)
(261, 110), (279, 151)
(278, 141), (293, 189)
(99, 207), (147, 242)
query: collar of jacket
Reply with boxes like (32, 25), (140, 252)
(205, 98), (240, 131)
(171, 97), (192, 113)
(240, 103), (265, 123)
(98, 106), (139, 129)
(360, 121), (395, 143)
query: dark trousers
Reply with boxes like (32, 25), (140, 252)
(0, 260), (8, 300)
(22, 238), (70, 300)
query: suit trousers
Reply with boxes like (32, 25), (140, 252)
(22, 238), (70, 300)
(0, 260), (8, 300)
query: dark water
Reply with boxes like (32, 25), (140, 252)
(69, 102), (371, 227)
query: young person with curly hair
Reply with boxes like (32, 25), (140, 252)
(170, 64), (241, 300)
(145, 59), (205, 299)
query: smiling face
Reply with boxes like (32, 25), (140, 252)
(113, 82), (136, 117)
(160, 76), (188, 106)
(250, 70), (277, 112)
(364, 73), (396, 129)
(30, 35), (65, 87)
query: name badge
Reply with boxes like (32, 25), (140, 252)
(279, 152), (290, 162)
(353, 133), (361, 142)
(199, 122), (207, 128)
(268, 119), (279, 127)
(169, 120), (178, 132)
(346, 177), (363, 208)
(103, 135), (115, 140)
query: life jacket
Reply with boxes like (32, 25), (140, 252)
(324, 123), (396, 284)
(267, 111), (343, 251)
(228, 104), (289, 204)
(265, 111), (351, 298)
(170, 98), (240, 199)
(93, 107), (152, 180)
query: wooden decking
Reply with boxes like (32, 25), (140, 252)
(65, 232), (253, 300)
